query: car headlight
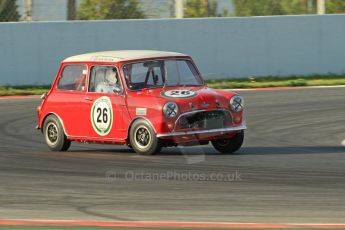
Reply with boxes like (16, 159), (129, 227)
(229, 96), (244, 112)
(163, 102), (179, 118)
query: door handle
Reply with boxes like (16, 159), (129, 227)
(83, 97), (93, 101)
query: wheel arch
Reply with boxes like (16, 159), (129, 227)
(126, 117), (157, 141)
(41, 112), (68, 137)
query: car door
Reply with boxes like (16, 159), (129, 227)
(81, 65), (127, 140)
(52, 64), (89, 137)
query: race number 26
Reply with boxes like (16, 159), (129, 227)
(91, 96), (113, 136)
(161, 90), (197, 98)
(96, 108), (108, 123)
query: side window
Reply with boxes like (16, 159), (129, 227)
(57, 65), (87, 91)
(89, 66), (120, 93)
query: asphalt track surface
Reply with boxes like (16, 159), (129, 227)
(0, 87), (344, 224)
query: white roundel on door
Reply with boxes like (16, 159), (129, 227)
(91, 96), (113, 136)
(161, 90), (197, 99)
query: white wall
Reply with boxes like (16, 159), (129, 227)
(0, 15), (344, 85)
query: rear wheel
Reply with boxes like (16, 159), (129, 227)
(43, 115), (71, 151)
(129, 119), (161, 155)
(212, 131), (244, 154)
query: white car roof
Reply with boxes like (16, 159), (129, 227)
(63, 50), (188, 62)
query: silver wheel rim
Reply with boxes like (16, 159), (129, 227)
(134, 125), (152, 149)
(46, 122), (59, 145)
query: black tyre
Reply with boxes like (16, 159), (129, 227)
(211, 131), (244, 154)
(43, 115), (71, 151)
(129, 119), (161, 155)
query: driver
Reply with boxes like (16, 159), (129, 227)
(96, 68), (120, 93)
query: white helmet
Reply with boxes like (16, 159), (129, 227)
(105, 68), (117, 85)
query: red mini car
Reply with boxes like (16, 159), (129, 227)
(37, 50), (246, 155)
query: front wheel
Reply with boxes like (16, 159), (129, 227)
(129, 119), (161, 155)
(43, 115), (71, 151)
(212, 131), (244, 154)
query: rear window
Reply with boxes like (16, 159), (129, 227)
(57, 65), (87, 91)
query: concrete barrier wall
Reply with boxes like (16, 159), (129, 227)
(0, 15), (344, 85)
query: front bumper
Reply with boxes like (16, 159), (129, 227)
(156, 123), (246, 138)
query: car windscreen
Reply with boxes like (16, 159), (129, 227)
(122, 59), (203, 90)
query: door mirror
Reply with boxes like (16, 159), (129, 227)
(40, 92), (48, 100)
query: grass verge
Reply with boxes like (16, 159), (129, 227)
(0, 75), (344, 96)
(0, 85), (50, 96)
(206, 75), (345, 89)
